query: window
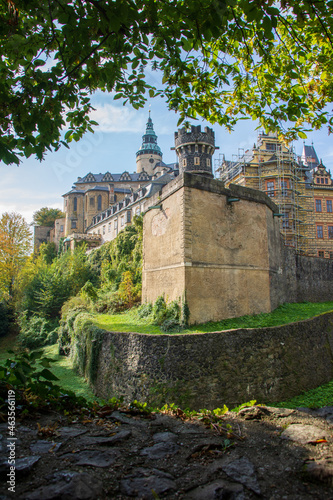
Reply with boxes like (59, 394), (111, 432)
(318, 251), (325, 258)
(321, 178), (325, 184)
(281, 213), (289, 229)
(183, 158), (187, 167)
(73, 197), (77, 211)
(135, 206), (140, 216)
(266, 181), (275, 197)
(194, 157), (200, 166)
(98, 195), (102, 211)
(114, 219), (118, 230)
(281, 180), (288, 197)
(266, 143), (277, 151)
(325, 178), (329, 184)
(90, 197), (95, 207)
(60, 225), (64, 232)
(71, 220), (77, 229)
(330, 252), (333, 259)
(206, 158), (211, 167)
(316, 178), (320, 183)
(317, 225), (323, 238)
(315, 199), (322, 212)
(108, 222), (111, 233)
(121, 216), (125, 227)
(103, 225), (106, 235)
(327, 200), (333, 213)
(328, 226), (333, 239)
(195, 144), (198, 152)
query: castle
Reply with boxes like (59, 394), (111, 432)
(34, 115), (333, 323)
(53, 115), (333, 260)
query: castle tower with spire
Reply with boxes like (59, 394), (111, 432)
(136, 112), (163, 176)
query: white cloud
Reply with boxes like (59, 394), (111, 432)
(89, 104), (146, 133)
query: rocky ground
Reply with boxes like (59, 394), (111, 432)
(1, 404), (333, 499)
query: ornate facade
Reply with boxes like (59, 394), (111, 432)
(216, 132), (333, 257)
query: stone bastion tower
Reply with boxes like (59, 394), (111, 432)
(174, 125), (216, 177)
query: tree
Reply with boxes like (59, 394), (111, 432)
(32, 207), (65, 227)
(0, 212), (32, 299)
(1, 0), (332, 165)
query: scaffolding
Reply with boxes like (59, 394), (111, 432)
(215, 133), (316, 256)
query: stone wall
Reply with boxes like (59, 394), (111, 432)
(88, 312), (333, 409)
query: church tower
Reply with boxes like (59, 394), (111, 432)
(136, 112), (163, 176)
(174, 125), (215, 177)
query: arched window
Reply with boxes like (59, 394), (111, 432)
(98, 194), (102, 211)
(73, 197), (77, 212)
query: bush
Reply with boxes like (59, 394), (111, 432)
(137, 302), (153, 318)
(17, 312), (59, 349)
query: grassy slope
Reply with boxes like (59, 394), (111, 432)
(94, 301), (333, 334)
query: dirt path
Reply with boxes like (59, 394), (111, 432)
(1, 404), (333, 499)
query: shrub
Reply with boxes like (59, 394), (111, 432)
(137, 302), (153, 318)
(17, 312), (59, 349)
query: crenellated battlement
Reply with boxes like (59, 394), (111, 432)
(174, 125), (215, 177)
(174, 125), (215, 148)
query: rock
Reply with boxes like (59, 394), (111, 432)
(222, 457), (261, 495)
(140, 441), (179, 459)
(76, 429), (131, 447)
(304, 457), (333, 485)
(24, 471), (103, 500)
(183, 480), (245, 499)
(120, 468), (176, 499)
(30, 440), (62, 454)
(152, 431), (178, 443)
(237, 406), (271, 420)
(62, 449), (118, 467)
(57, 426), (88, 440)
(15, 456), (41, 474)
(280, 424), (328, 445)
(264, 407), (295, 418)
(315, 407), (333, 423)
(108, 411), (141, 425)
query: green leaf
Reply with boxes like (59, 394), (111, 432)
(38, 369), (59, 381)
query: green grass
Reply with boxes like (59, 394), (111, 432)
(93, 301), (333, 334)
(271, 379), (333, 409)
(94, 308), (165, 334)
(40, 344), (100, 402)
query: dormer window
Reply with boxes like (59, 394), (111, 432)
(120, 171), (132, 181)
(85, 173), (96, 182)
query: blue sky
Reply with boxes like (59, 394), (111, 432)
(1, 91), (333, 225)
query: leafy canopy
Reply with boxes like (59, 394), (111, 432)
(1, 0), (333, 165)
(0, 212), (32, 299)
(32, 207), (65, 227)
